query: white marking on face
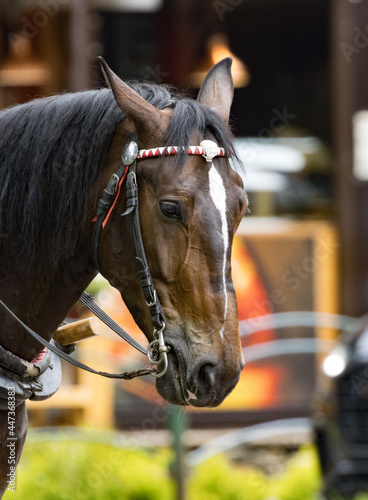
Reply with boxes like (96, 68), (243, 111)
(187, 390), (197, 401)
(208, 163), (228, 339)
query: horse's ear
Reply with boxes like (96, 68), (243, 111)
(98, 57), (168, 140)
(197, 57), (234, 123)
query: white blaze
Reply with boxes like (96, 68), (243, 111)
(208, 164), (229, 339)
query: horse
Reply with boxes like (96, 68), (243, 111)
(0, 57), (248, 495)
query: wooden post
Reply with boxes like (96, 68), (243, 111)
(69, 0), (93, 91)
(167, 405), (188, 500)
(332, 0), (368, 316)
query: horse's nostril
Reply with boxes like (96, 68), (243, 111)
(197, 361), (217, 391)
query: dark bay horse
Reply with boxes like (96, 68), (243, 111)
(0, 57), (248, 494)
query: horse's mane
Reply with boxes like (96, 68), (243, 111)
(0, 83), (238, 271)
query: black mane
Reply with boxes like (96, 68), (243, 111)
(0, 82), (237, 271)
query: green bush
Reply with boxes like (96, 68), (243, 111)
(187, 454), (267, 500)
(4, 439), (174, 500)
(187, 445), (318, 500)
(267, 444), (321, 500)
(2, 434), (367, 500)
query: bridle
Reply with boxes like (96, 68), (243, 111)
(0, 139), (231, 382)
(89, 140), (169, 378)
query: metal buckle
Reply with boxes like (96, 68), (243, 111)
(146, 289), (157, 308)
(147, 323), (169, 378)
(106, 173), (119, 194)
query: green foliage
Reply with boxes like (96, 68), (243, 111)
(3, 437), (368, 500)
(4, 440), (174, 500)
(187, 453), (267, 500)
(267, 445), (321, 500)
(187, 445), (319, 500)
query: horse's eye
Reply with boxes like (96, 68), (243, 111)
(160, 201), (180, 219)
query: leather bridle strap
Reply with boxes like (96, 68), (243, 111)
(91, 162), (129, 275)
(120, 144), (165, 331)
(79, 292), (146, 355)
(0, 299), (154, 380)
(90, 141), (169, 377)
(90, 141), (166, 333)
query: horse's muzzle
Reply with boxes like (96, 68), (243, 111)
(155, 339), (242, 407)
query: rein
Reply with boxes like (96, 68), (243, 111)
(0, 140), (230, 382)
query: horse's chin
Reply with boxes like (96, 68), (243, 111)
(155, 349), (189, 406)
(155, 369), (229, 408)
(155, 348), (232, 408)
(156, 376), (189, 406)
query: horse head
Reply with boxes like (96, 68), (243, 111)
(97, 58), (248, 407)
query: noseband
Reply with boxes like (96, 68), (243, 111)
(0, 140), (231, 382)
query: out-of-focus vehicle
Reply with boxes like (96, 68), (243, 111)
(233, 136), (333, 217)
(314, 317), (368, 499)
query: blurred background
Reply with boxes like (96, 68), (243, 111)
(1, 1), (368, 499)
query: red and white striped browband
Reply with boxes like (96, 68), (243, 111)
(137, 145), (230, 160)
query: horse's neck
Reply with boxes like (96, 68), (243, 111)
(0, 123), (130, 361)
(0, 251), (96, 361)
